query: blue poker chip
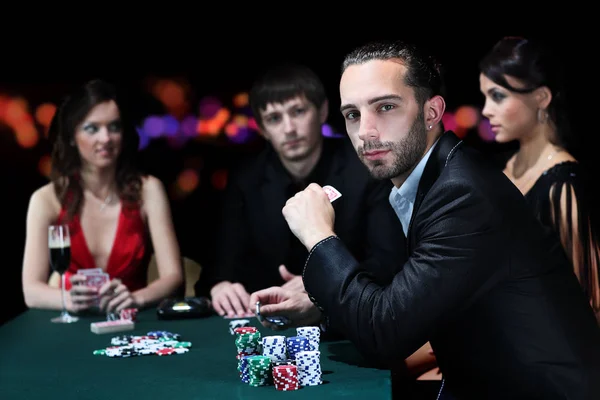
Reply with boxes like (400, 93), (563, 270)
(265, 316), (290, 326)
(147, 331), (181, 340)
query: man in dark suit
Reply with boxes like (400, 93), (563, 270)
(251, 41), (600, 399)
(195, 63), (406, 320)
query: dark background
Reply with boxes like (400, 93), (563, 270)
(1, 26), (594, 325)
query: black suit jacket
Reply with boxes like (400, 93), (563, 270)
(195, 137), (406, 296)
(303, 131), (600, 399)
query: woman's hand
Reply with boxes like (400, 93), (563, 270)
(68, 274), (100, 313)
(98, 279), (139, 313)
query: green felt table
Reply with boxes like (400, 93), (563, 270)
(0, 308), (392, 400)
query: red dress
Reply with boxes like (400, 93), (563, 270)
(56, 204), (150, 292)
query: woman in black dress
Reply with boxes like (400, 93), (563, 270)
(479, 36), (599, 322)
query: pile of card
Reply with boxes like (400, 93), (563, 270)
(75, 268), (109, 307)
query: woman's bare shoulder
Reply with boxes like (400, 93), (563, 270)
(28, 183), (61, 219)
(141, 175), (166, 196)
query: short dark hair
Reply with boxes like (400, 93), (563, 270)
(249, 63), (327, 129)
(342, 40), (445, 107)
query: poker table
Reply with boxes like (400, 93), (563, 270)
(0, 308), (392, 399)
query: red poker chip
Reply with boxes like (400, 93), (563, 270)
(233, 327), (257, 335)
(156, 348), (176, 356)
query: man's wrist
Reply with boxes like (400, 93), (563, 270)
(303, 230), (336, 250)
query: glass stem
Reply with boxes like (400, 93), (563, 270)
(61, 273), (68, 315)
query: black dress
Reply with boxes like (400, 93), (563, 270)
(525, 161), (600, 320)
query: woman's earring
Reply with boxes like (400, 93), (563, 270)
(537, 108), (548, 124)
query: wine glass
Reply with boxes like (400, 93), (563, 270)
(48, 224), (78, 323)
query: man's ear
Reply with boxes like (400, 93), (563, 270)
(425, 95), (446, 128)
(319, 99), (329, 124)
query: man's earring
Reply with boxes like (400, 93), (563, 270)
(428, 125), (432, 130)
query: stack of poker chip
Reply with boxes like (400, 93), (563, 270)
(297, 326), (320, 351)
(285, 336), (312, 360)
(238, 355), (253, 383)
(246, 355), (272, 386)
(272, 364), (299, 391)
(234, 327), (261, 380)
(234, 327), (261, 357)
(295, 350), (323, 386)
(261, 335), (287, 362)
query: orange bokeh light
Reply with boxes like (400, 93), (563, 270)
(35, 103), (57, 128)
(15, 122), (39, 148)
(225, 122), (239, 137)
(38, 154), (52, 177)
(455, 106), (479, 129)
(233, 92), (249, 108)
(233, 114), (248, 127)
(4, 98), (30, 126)
(177, 169), (199, 193)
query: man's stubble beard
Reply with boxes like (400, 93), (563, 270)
(358, 111), (428, 180)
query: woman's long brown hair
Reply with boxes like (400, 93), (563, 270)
(48, 79), (144, 220)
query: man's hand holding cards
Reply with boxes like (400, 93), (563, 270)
(282, 183), (340, 250)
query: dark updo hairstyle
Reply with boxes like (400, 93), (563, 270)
(479, 36), (572, 150)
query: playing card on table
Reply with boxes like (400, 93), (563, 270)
(323, 185), (342, 202)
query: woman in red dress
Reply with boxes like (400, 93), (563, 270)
(22, 79), (184, 314)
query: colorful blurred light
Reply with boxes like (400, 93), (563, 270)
(163, 115), (180, 136)
(233, 92), (249, 108)
(5, 98), (30, 126)
(198, 96), (222, 119)
(477, 118), (495, 142)
(224, 122), (239, 138)
(455, 105), (479, 129)
(38, 154), (52, 177)
(152, 79), (189, 118)
(248, 117), (258, 131)
(233, 114), (248, 127)
(177, 169), (199, 193)
(442, 112), (457, 132)
(15, 121), (38, 148)
(35, 103), (56, 129)
(143, 116), (165, 137)
(321, 123), (345, 138)
(228, 126), (254, 144)
(181, 116), (198, 137)
(137, 127), (150, 150)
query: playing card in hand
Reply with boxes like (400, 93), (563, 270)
(76, 269), (109, 308)
(322, 185), (342, 202)
(82, 272), (109, 289)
